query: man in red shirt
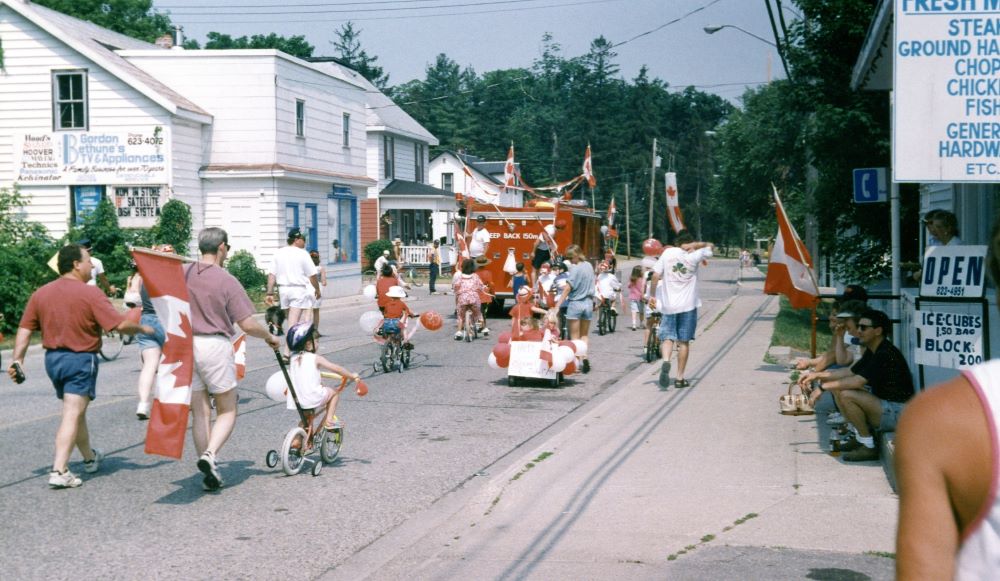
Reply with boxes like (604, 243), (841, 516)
(8, 244), (153, 489)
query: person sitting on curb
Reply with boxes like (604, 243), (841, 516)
(798, 308), (915, 462)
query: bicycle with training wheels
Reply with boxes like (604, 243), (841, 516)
(596, 299), (617, 336)
(644, 312), (662, 363)
(374, 314), (411, 373)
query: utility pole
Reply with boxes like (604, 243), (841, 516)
(648, 137), (657, 239)
(624, 183), (631, 258)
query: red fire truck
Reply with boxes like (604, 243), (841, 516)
(460, 198), (603, 309)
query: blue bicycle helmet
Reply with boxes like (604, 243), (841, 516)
(286, 322), (315, 353)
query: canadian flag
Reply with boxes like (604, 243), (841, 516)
(132, 248), (194, 459)
(233, 334), (247, 381)
(606, 197), (617, 228)
(664, 172), (685, 233)
(764, 187), (819, 308)
(539, 329), (556, 368)
(582, 145), (596, 188)
(503, 145), (516, 192)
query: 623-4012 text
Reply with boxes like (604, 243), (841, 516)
(935, 286), (966, 297)
(126, 135), (164, 146)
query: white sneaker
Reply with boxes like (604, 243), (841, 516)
(482, 328), (491, 337)
(83, 448), (104, 474)
(197, 451), (222, 491)
(49, 469), (82, 489)
(826, 412), (845, 425)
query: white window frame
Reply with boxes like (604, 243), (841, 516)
(441, 172), (454, 191)
(384, 135), (395, 179)
(295, 99), (306, 138)
(52, 69), (89, 131)
(342, 113), (351, 147)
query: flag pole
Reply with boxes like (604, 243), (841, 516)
(131, 246), (198, 263)
(624, 183), (632, 258)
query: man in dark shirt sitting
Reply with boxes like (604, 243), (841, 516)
(799, 308), (915, 462)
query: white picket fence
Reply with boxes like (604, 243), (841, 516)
(398, 245), (455, 267)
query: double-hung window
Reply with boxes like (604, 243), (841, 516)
(342, 113), (351, 147)
(295, 100), (306, 138)
(441, 172), (454, 191)
(414, 143), (425, 182)
(53, 70), (88, 130)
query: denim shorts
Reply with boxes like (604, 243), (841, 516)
(136, 313), (165, 351)
(44, 350), (99, 400)
(658, 309), (698, 342)
(879, 400), (906, 432)
(565, 298), (593, 320)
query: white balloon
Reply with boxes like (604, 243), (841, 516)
(570, 340), (588, 358)
(359, 311), (384, 334)
(551, 356), (567, 373)
(265, 371), (288, 402)
(556, 345), (575, 367)
(640, 256), (658, 270)
(487, 352), (500, 370)
(363, 284), (377, 300)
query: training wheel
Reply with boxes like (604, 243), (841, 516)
(265, 450), (279, 468)
(311, 461), (323, 477)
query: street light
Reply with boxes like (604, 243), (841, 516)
(703, 25), (777, 48)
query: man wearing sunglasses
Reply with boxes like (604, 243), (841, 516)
(798, 308), (914, 462)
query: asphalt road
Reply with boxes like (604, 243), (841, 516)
(0, 258), (742, 580)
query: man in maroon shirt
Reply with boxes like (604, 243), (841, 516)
(8, 244), (153, 489)
(184, 227), (279, 491)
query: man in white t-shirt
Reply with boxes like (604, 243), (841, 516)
(649, 231), (714, 389)
(469, 215), (491, 259)
(266, 228), (321, 351)
(373, 250), (391, 274)
(78, 239), (117, 296)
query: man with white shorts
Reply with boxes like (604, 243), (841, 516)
(185, 227), (280, 490)
(266, 227), (321, 352)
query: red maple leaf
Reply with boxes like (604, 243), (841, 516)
(161, 311), (194, 389)
(667, 186), (677, 198)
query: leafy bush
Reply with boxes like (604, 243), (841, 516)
(153, 199), (192, 254)
(227, 249), (267, 292)
(0, 187), (59, 335)
(363, 239), (393, 270)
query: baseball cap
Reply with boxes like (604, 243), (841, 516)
(77, 238), (92, 249)
(476, 215), (486, 222)
(838, 284), (868, 304)
(288, 227), (304, 240)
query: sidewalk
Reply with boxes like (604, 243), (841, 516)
(324, 268), (898, 580)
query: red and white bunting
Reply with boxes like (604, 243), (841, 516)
(664, 172), (686, 234)
(233, 334), (247, 381)
(131, 248), (194, 459)
(582, 145), (596, 188)
(764, 188), (819, 308)
(503, 145), (516, 192)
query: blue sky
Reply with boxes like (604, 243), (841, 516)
(154, 0), (789, 103)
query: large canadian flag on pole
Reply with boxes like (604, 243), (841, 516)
(606, 197), (617, 228)
(131, 248), (194, 459)
(764, 187), (819, 308)
(664, 172), (686, 233)
(582, 144), (596, 188)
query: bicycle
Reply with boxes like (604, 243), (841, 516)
(462, 307), (480, 342)
(644, 312), (662, 363)
(99, 328), (126, 361)
(374, 314), (410, 373)
(596, 299), (617, 336)
(404, 266), (424, 287)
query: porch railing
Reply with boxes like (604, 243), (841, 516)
(399, 244), (455, 266)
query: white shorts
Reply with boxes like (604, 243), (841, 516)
(192, 335), (238, 395)
(280, 286), (315, 310)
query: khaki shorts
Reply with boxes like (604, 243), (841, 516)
(280, 286), (315, 310)
(192, 335), (238, 394)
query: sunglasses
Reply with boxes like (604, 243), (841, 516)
(223, 242), (231, 251)
(857, 323), (873, 331)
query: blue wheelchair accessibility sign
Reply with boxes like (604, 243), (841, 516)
(852, 168), (887, 204)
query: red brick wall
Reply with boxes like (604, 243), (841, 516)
(360, 198), (380, 268)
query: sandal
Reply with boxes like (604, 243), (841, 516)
(674, 378), (690, 388)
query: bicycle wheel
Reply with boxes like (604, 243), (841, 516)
(464, 310), (474, 342)
(608, 309), (617, 333)
(379, 342), (392, 372)
(280, 427), (307, 476)
(99, 330), (125, 361)
(393, 341), (403, 373)
(597, 308), (607, 336)
(320, 426), (343, 464)
(401, 344), (411, 369)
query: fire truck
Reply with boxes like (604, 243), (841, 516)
(460, 198), (603, 309)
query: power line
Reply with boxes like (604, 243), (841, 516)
(161, 0), (620, 18)
(610, 0), (724, 48)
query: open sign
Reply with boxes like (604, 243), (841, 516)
(920, 245), (987, 299)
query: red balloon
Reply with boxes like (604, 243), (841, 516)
(564, 359), (577, 375)
(642, 238), (664, 257)
(498, 331), (512, 344)
(419, 311), (443, 331)
(555, 219), (568, 229)
(492, 342), (511, 368)
(355, 380), (369, 397)
(558, 340), (577, 353)
(125, 306), (142, 324)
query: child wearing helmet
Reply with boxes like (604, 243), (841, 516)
(285, 322), (360, 431)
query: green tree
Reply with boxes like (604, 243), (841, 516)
(152, 199), (192, 254)
(32, 0), (173, 42)
(0, 187), (58, 335)
(197, 32), (314, 59)
(331, 22), (389, 90)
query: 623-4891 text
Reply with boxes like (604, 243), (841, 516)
(936, 286), (966, 297)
